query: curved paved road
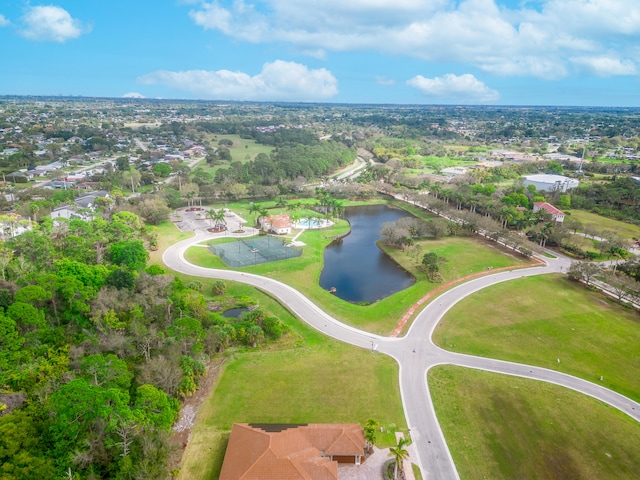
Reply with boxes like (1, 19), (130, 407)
(163, 232), (640, 479)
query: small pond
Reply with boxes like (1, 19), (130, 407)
(222, 307), (249, 318)
(319, 204), (416, 303)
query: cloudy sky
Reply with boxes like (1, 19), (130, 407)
(1, 1), (639, 105)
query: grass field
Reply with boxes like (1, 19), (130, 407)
(196, 134), (275, 175)
(148, 220), (194, 266)
(568, 209), (639, 242)
(433, 274), (640, 402)
(429, 366), (640, 480)
(177, 327), (405, 479)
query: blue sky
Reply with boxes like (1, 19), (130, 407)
(1, 0), (640, 106)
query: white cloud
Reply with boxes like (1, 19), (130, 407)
(187, 0), (640, 80)
(375, 76), (396, 86)
(0, 14), (10, 27)
(20, 6), (89, 42)
(138, 60), (338, 101)
(570, 56), (637, 76)
(122, 92), (146, 99)
(407, 73), (500, 103)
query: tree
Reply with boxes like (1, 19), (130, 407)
(115, 156), (129, 171)
(7, 301), (46, 333)
(212, 280), (226, 296)
(135, 197), (170, 225)
(109, 240), (148, 271)
(0, 411), (57, 479)
(152, 162), (172, 178)
(105, 267), (136, 290)
(249, 202), (262, 225)
(245, 324), (265, 348)
(388, 436), (410, 480)
(0, 312), (24, 379)
(206, 209), (217, 227)
(217, 147), (232, 161)
(79, 354), (133, 390)
(275, 196), (288, 210)
(170, 317), (205, 354)
(364, 418), (378, 453)
(133, 384), (178, 432)
(603, 271), (637, 303)
(567, 261), (602, 287)
(213, 209), (226, 228)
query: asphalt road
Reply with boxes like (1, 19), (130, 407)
(163, 232), (640, 480)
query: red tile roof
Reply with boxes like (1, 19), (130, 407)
(534, 202), (564, 216)
(270, 214), (292, 229)
(220, 424), (365, 480)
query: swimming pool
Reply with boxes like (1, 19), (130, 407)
(295, 218), (330, 229)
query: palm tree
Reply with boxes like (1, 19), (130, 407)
(332, 199), (345, 219)
(389, 436), (410, 480)
(206, 209), (216, 227)
(258, 209), (269, 229)
(275, 196), (288, 211)
(249, 203), (261, 226)
(213, 209), (226, 228)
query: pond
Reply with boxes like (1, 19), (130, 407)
(319, 204), (416, 303)
(221, 307), (249, 318)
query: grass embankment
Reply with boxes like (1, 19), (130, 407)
(176, 280), (405, 479)
(433, 274), (640, 402)
(148, 220), (193, 265)
(184, 200), (529, 334)
(429, 366), (640, 480)
(568, 209), (639, 242)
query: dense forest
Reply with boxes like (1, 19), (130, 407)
(212, 132), (356, 185)
(0, 211), (286, 479)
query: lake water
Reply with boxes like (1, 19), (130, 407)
(319, 204), (415, 303)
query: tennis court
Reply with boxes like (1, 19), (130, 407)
(209, 236), (302, 267)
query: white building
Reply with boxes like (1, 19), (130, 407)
(533, 202), (565, 222)
(259, 214), (292, 234)
(440, 167), (468, 178)
(523, 174), (579, 193)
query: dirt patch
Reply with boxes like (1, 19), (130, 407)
(169, 357), (226, 469)
(0, 392), (26, 416)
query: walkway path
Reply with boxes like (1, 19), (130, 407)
(162, 229), (640, 480)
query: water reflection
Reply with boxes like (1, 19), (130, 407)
(319, 204), (415, 303)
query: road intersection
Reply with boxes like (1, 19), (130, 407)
(163, 231), (640, 479)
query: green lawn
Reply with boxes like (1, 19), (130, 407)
(433, 274), (640, 402)
(567, 209), (639, 242)
(196, 134), (275, 175)
(148, 220), (194, 266)
(178, 336), (404, 479)
(429, 366), (640, 480)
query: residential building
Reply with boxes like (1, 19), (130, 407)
(533, 202), (565, 222)
(260, 214), (292, 234)
(220, 423), (366, 480)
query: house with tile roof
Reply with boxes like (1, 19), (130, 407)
(259, 214), (292, 235)
(219, 423), (366, 480)
(533, 201), (565, 222)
